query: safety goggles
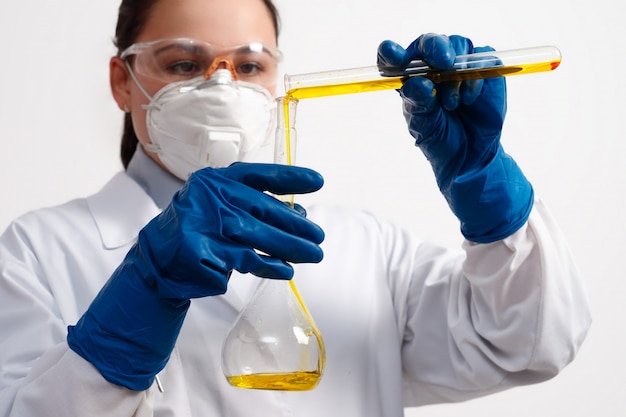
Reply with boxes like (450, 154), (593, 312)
(120, 37), (282, 89)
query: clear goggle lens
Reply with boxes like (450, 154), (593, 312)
(121, 37), (282, 88)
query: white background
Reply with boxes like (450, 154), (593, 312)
(0, 1), (624, 415)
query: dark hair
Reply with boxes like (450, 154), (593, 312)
(113, 0), (281, 168)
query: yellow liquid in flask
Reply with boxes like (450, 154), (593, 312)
(225, 277), (326, 391)
(227, 370), (322, 391)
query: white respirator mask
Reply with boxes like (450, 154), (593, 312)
(128, 64), (276, 180)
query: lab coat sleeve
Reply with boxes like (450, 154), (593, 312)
(6, 344), (155, 417)
(400, 199), (591, 405)
(0, 212), (157, 417)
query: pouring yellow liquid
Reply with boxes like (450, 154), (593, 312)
(226, 51), (561, 392)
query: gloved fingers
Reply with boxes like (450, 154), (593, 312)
(152, 164), (326, 288)
(454, 46), (506, 143)
(456, 81), (507, 155)
(459, 79), (483, 106)
(177, 165), (324, 254)
(226, 189), (325, 244)
(435, 79), (482, 109)
(400, 76), (450, 148)
(456, 44), (497, 106)
(237, 253), (294, 279)
(418, 34), (472, 109)
(436, 81), (462, 111)
(210, 240), (297, 279)
(188, 162), (325, 243)
(379, 34), (478, 111)
(399, 76), (438, 116)
(222, 211), (323, 264)
(215, 181), (325, 264)
(152, 229), (299, 298)
(377, 39), (412, 69)
(291, 202), (307, 217)
(447, 34), (473, 57)
(218, 162), (324, 196)
(405, 33), (456, 69)
(401, 34), (487, 109)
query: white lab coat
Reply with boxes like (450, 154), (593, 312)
(0, 170), (591, 416)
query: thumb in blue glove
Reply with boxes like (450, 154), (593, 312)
(378, 33), (533, 243)
(68, 162), (325, 390)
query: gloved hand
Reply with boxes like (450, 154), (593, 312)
(68, 162), (325, 390)
(377, 33), (534, 243)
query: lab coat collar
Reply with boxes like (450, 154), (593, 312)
(86, 172), (161, 249)
(126, 145), (184, 210)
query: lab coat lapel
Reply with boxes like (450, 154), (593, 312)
(86, 172), (160, 249)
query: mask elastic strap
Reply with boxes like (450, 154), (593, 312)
(123, 62), (163, 155)
(124, 61), (161, 111)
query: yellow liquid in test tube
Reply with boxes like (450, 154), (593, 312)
(285, 59), (561, 100)
(277, 47), (561, 199)
(281, 53), (562, 176)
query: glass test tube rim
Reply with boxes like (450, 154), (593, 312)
(284, 45), (562, 90)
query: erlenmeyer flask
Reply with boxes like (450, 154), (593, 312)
(221, 278), (325, 391)
(221, 96), (325, 391)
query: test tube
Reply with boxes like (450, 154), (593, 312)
(284, 45), (561, 100)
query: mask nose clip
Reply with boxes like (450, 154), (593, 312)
(204, 56), (238, 81)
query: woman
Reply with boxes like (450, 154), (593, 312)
(0, 0), (591, 415)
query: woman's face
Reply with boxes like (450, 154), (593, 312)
(110, 0), (278, 168)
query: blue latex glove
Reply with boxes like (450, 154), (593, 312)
(378, 33), (534, 243)
(67, 163), (325, 390)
